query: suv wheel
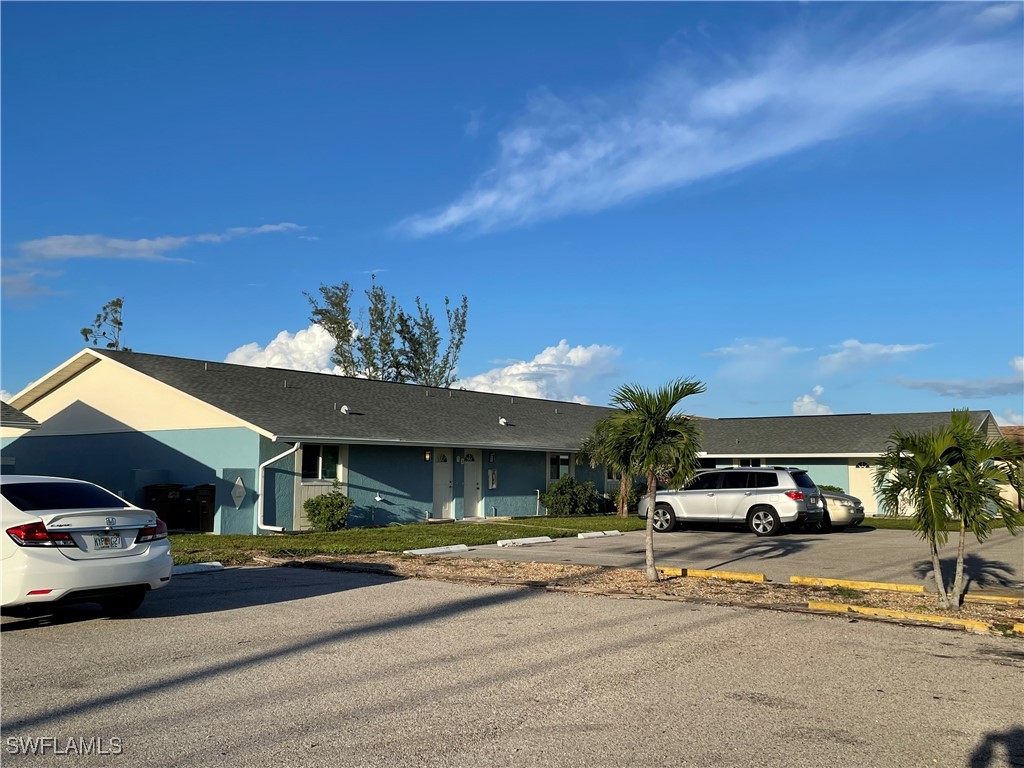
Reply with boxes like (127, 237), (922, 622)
(747, 507), (781, 537)
(651, 504), (677, 533)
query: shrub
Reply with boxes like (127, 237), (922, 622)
(540, 476), (600, 517)
(817, 484), (846, 494)
(303, 489), (353, 531)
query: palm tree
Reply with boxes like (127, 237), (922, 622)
(579, 418), (635, 518)
(605, 378), (706, 582)
(874, 410), (1024, 610)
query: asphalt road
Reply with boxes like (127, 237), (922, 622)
(2, 567), (1023, 768)
(444, 524), (1024, 594)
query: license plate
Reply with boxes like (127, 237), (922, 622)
(94, 534), (122, 550)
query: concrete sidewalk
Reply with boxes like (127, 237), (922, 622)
(440, 525), (1024, 595)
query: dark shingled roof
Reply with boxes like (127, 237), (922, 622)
(697, 411), (994, 455)
(1, 401), (39, 429)
(89, 350), (995, 456)
(95, 349), (615, 451)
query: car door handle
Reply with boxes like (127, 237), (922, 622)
(744, 492), (753, 496)
(706, 492), (715, 497)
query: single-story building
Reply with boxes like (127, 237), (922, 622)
(1, 348), (1002, 529)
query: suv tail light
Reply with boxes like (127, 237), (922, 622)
(6, 522), (77, 548)
(135, 518), (168, 543)
(784, 491), (805, 501)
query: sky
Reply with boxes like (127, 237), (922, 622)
(2, 2), (1022, 425)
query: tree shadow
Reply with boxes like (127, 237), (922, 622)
(0, 566), (400, 632)
(911, 553), (1021, 591)
(968, 725), (1024, 767)
(705, 537), (811, 571)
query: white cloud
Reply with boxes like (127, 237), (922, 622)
(975, 3), (1023, 28)
(225, 325), (343, 375)
(18, 223), (304, 262)
(457, 340), (621, 403)
(998, 409), (1024, 427)
(707, 337), (808, 381)
(399, 8), (1021, 236)
(792, 385), (833, 415)
(897, 356), (1024, 399)
(0, 390), (14, 403)
(819, 339), (933, 374)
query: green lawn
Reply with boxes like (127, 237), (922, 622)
(170, 516), (646, 565)
(169, 514), (1005, 566)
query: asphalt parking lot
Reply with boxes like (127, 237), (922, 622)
(445, 524), (1024, 594)
(3, 567), (1023, 768)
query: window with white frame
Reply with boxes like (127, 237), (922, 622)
(301, 444), (341, 481)
(549, 453), (570, 481)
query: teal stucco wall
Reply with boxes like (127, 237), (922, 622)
(1, 427), (261, 534)
(347, 444), (433, 526)
(482, 450), (547, 518)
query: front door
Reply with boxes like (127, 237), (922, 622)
(432, 448), (453, 519)
(462, 449), (482, 518)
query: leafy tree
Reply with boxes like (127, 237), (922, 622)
(874, 410), (1024, 610)
(604, 378), (706, 582)
(306, 277), (468, 386)
(81, 297), (129, 350)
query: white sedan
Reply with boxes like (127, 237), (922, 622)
(1, 475), (172, 615)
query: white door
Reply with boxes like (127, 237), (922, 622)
(462, 449), (482, 518)
(432, 449), (453, 519)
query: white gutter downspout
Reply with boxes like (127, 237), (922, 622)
(257, 442), (301, 533)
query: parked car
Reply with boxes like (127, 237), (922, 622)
(816, 490), (865, 531)
(1, 475), (172, 615)
(637, 466), (823, 536)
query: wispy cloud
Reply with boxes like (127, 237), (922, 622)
(17, 223), (304, 262)
(998, 409), (1024, 427)
(792, 385), (833, 416)
(819, 339), (933, 374)
(897, 356), (1024, 399)
(707, 337), (809, 381)
(457, 340), (621, 404)
(4, 223), (306, 297)
(398, 6), (1021, 237)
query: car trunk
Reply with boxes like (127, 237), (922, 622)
(38, 508), (157, 561)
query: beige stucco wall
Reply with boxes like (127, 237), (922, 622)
(847, 459), (881, 516)
(19, 358), (251, 436)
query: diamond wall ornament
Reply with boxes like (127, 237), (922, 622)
(231, 476), (246, 509)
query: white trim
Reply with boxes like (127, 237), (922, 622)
(257, 442), (300, 533)
(700, 452), (882, 459)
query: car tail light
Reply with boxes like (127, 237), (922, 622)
(784, 491), (805, 501)
(6, 522), (77, 548)
(135, 518), (168, 543)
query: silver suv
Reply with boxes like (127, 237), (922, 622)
(637, 466), (823, 536)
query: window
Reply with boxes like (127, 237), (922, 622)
(301, 445), (341, 481)
(719, 472), (751, 490)
(686, 473), (721, 491)
(1, 482), (129, 512)
(550, 454), (570, 481)
(752, 472), (779, 488)
(739, 459), (762, 467)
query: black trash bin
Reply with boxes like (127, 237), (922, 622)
(143, 484), (186, 530)
(181, 484), (216, 533)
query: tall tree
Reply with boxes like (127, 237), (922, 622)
(81, 297), (129, 350)
(604, 378), (706, 582)
(306, 277), (468, 386)
(874, 410), (1024, 610)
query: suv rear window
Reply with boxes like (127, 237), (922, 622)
(1, 482), (130, 512)
(686, 473), (721, 491)
(791, 472), (817, 489)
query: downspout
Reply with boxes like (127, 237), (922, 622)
(257, 441), (301, 533)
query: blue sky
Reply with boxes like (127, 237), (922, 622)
(2, 2), (1022, 424)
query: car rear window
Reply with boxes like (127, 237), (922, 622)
(1, 482), (130, 512)
(791, 472), (817, 489)
(752, 472), (779, 488)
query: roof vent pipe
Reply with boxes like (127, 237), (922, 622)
(340, 405), (350, 415)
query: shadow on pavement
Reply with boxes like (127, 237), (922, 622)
(969, 725), (1024, 767)
(1, 565), (400, 632)
(912, 553), (1021, 590)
